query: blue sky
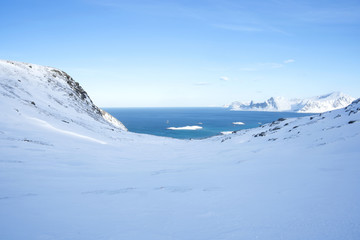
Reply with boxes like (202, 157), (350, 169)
(1, 0), (359, 107)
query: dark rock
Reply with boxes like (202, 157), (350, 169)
(270, 127), (281, 131)
(254, 132), (266, 137)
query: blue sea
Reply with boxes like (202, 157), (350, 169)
(104, 108), (312, 139)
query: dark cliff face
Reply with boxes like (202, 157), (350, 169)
(49, 68), (102, 116)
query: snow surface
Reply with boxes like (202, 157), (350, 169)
(228, 92), (355, 113)
(1, 60), (360, 240)
(167, 125), (203, 130)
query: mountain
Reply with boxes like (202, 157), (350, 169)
(0, 60), (127, 139)
(227, 92), (355, 113)
(1, 60), (360, 240)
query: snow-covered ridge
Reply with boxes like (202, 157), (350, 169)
(227, 92), (355, 113)
(0, 59), (127, 133)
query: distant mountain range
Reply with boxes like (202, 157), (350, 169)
(226, 92), (355, 113)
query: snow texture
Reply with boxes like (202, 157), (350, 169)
(1, 60), (360, 240)
(228, 92), (355, 113)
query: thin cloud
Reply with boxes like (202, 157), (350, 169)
(295, 6), (360, 24)
(284, 59), (295, 64)
(259, 62), (283, 69)
(86, 1), (290, 35)
(220, 76), (229, 81)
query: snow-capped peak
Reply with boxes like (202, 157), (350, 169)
(227, 92), (355, 113)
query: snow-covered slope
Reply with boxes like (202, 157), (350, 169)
(228, 92), (355, 113)
(1, 61), (360, 240)
(218, 98), (360, 146)
(0, 60), (127, 135)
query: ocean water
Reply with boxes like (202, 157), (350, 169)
(104, 108), (313, 139)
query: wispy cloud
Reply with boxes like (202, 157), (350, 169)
(284, 59), (295, 64)
(293, 5), (360, 24)
(86, 0), (288, 34)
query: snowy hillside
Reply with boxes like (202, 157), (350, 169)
(0, 60), (127, 135)
(1, 61), (360, 240)
(227, 92), (355, 113)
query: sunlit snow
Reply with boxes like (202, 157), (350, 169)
(1, 60), (360, 240)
